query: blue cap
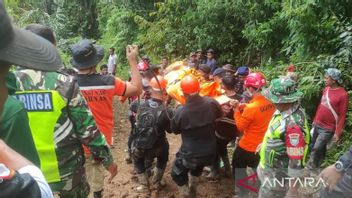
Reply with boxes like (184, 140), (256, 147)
(237, 66), (249, 76)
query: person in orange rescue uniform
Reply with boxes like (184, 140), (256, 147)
(231, 72), (275, 198)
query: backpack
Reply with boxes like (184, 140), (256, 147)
(132, 100), (163, 150)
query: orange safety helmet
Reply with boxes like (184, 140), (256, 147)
(150, 75), (168, 91)
(180, 75), (200, 94)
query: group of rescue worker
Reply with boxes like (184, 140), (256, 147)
(0, 1), (351, 198)
(124, 45), (350, 198)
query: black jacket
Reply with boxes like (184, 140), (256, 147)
(0, 171), (41, 198)
(171, 94), (222, 161)
(130, 98), (172, 147)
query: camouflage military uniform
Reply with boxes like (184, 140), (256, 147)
(14, 69), (113, 197)
(259, 78), (310, 198)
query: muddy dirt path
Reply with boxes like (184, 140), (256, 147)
(102, 99), (235, 198)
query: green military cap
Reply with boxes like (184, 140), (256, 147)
(263, 77), (303, 104)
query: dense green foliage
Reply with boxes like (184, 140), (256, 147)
(4, 0), (352, 164)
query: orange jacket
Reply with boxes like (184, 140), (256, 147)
(234, 95), (275, 152)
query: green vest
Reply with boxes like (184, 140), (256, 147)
(259, 114), (310, 168)
(14, 90), (66, 183)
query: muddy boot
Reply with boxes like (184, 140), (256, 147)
(206, 168), (219, 179)
(189, 175), (200, 197)
(179, 184), (191, 198)
(136, 173), (150, 193)
(93, 190), (102, 198)
(125, 152), (132, 164)
(151, 168), (165, 190)
(222, 156), (232, 177)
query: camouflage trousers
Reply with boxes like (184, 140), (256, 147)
(257, 166), (288, 198)
(51, 173), (90, 198)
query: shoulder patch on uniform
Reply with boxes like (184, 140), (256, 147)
(14, 92), (54, 112)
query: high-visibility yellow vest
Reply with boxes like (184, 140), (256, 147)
(14, 90), (66, 183)
(259, 114), (310, 168)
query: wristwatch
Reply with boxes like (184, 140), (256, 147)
(334, 161), (345, 173)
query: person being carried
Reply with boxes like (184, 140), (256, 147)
(130, 75), (172, 196)
(70, 39), (142, 197)
(171, 75), (222, 198)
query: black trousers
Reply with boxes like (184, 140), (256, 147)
(211, 137), (230, 170)
(232, 146), (259, 196)
(132, 140), (169, 174)
(171, 156), (205, 186)
(127, 115), (135, 152)
(308, 125), (334, 169)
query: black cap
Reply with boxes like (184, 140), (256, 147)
(0, 0), (62, 71)
(222, 64), (235, 73)
(213, 68), (225, 76)
(70, 39), (104, 69)
(199, 64), (211, 74)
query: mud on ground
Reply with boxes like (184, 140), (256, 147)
(99, 99), (235, 198)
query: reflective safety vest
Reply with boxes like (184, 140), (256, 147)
(14, 90), (66, 183)
(259, 113), (310, 169)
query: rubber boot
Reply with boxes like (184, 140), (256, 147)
(93, 190), (102, 198)
(151, 168), (165, 190)
(179, 184), (191, 198)
(136, 173), (150, 193)
(189, 175), (200, 197)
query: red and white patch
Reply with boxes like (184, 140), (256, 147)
(285, 125), (305, 160)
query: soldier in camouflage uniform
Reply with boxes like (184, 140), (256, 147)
(258, 77), (310, 198)
(13, 24), (118, 197)
(0, 2), (61, 196)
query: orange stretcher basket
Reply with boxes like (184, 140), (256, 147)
(164, 62), (222, 104)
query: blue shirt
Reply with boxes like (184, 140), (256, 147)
(206, 59), (217, 74)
